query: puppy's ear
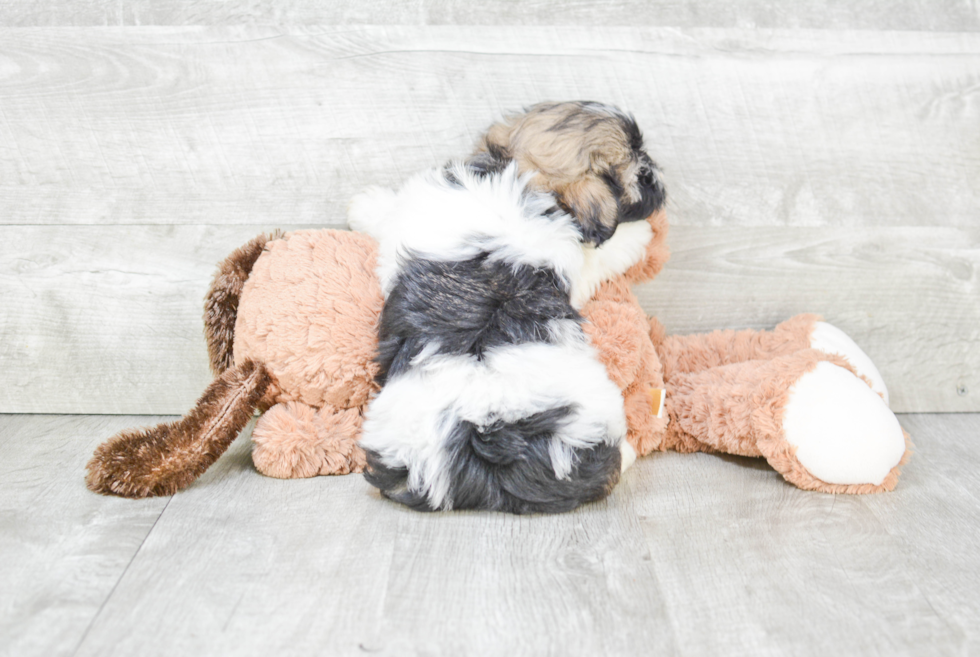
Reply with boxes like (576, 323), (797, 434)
(469, 118), (518, 178)
(468, 141), (512, 178)
(557, 175), (619, 246)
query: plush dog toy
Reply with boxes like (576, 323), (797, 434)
(583, 240), (910, 495)
(85, 101), (664, 502)
(86, 101), (910, 502)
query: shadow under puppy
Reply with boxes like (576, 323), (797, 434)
(350, 102), (665, 513)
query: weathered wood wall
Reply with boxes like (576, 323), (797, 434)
(2, 0), (979, 30)
(1, 16), (978, 414)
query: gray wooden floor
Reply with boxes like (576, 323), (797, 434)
(3, 1), (979, 655)
(1, 413), (978, 657)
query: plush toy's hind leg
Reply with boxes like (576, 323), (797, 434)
(654, 313), (888, 403)
(251, 401), (366, 479)
(654, 314), (820, 379)
(663, 350), (909, 493)
(808, 322), (889, 403)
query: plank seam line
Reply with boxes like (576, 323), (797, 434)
(69, 496), (173, 657)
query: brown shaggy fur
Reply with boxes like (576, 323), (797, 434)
(475, 101), (653, 243)
(204, 232), (281, 375)
(85, 360), (273, 498)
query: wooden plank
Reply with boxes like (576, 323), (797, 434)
(0, 415), (171, 657)
(629, 413), (980, 656)
(636, 226), (980, 413)
(861, 413), (980, 657)
(9, 413), (965, 657)
(71, 424), (675, 657)
(2, 0), (979, 31)
(0, 413), (977, 656)
(0, 224), (311, 415)
(66, 426), (674, 656)
(2, 224), (975, 414)
(0, 27), (977, 228)
(364, 491), (675, 656)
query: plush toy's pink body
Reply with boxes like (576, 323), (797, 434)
(233, 229), (382, 477)
(233, 210), (909, 494)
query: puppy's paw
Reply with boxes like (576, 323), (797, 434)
(810, 321), (889, 404)
(347, 186), (398, 238)
(783, 362), (905, 486)
(619, 440), (637, 473)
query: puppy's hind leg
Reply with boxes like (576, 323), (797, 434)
(363, 408), (624, 514)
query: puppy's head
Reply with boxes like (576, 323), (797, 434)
(471, 101), (665, 246)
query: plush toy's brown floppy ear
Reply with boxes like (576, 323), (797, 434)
(204, 230), (283, 375)
(556, 175), (620, 245)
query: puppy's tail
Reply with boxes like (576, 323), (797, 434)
(364, 407), (622, 514)
(203, 231), (281, 375)
(85, 360), (273, 498)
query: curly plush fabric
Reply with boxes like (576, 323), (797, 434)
(86, 360), (273, 497)
(252, 402), (365, 478)
(577, 209), (909, 493)
(233, 229), (383, 411)
(229, 208), (910, 495)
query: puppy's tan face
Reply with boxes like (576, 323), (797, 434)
(472, 101), (665, 245)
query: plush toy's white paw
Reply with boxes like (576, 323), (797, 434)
(347, 186), (397, 238)
(783, 362), (905, 486)
(810, 321), (889, 405)
(620, 440), (637, 473)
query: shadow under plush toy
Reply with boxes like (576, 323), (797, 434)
(86, 101), (910, 508)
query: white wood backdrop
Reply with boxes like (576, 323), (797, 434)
(0, 20), (978, 414)
(2, 0), (979, 31)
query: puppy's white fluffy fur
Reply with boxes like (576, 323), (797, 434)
(571, 220), (653, 308)
(361, 341), (627, 509)
(349, 163), (646, 307)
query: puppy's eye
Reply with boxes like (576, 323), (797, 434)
(638, 168), (654, 187)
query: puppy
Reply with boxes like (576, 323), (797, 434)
(472, 100), (665, 246)
(349, 102), (665, 513)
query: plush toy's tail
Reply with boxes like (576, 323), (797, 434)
(203, 231), (281, 375)
(85, 360), (273, 498)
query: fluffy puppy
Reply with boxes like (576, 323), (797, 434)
(350, 102), (665, 514)
(472, 101), (665, 246)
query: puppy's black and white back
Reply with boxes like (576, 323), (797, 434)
(349, 162), (629, 513)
